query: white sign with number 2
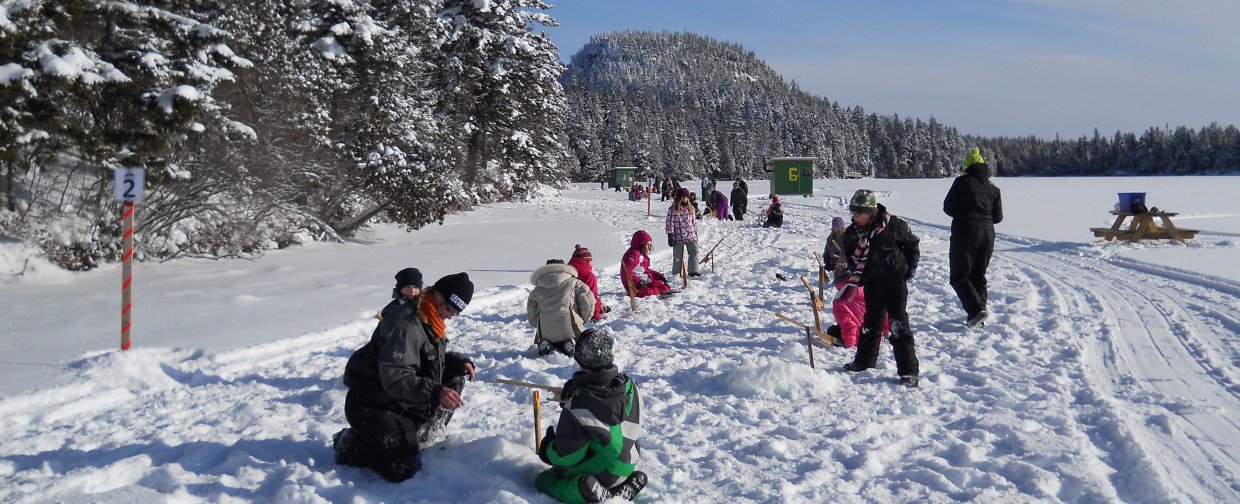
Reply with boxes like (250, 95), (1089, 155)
(114, 168), (145, 202)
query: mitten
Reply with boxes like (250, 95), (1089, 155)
(905, 265), (917, 280)
(537, 426), (556, 464)
(667, 234), (674, 247)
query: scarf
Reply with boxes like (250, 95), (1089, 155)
(418, 295), (447, 340)
(849, 213), (891, 284)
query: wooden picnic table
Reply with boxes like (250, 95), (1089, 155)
(1090, 210), (1199, 244)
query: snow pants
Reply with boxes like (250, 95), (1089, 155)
(732, 201), (746, 221)
(852, 283), (919, 377)
(672, 240), (699, 276)
(634, 280), (671, 297)
(949, 225), (995, 319)
(832, 281), (889, 348)
(340, 373), (467, 481)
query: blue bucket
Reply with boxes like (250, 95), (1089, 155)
(1118, 192), (1146, 209)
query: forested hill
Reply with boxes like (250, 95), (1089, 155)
(560, 31), (1240, 180)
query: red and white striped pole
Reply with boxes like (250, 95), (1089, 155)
(121, 200), (135, 350)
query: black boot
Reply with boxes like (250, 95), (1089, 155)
(378, 456), (421, 482)
(577, 474), (611, 503)
(333, 428), (358, 466)
(611, 471), (648, 501)
(843, 361), (872, 372)
(899, 375), (920, 388)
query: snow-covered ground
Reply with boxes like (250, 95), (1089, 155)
(1, 177), (1237, 502)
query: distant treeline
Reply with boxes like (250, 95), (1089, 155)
(560, 31), (1239, 181)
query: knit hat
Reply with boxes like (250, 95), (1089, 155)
(630, 230), (652, 247)
(575, 328), (614, 370)
(831, 216), (847, 229)
(394, 267), (423, 290)
(675, 187), (690, 199)
(962, 147), (985, 171)
(849, 189), (877, 215)
(433, 272), (474, 313)
(572, 244), (592, 260)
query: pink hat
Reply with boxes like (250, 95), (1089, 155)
(630, 230), (652, 247)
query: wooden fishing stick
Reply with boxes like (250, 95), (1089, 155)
(495, 378), (566, 404)
(533, 391), (542, 452)
(773, 312), (842, 347)
(800, 275), (823, 333)
(681, 253), (688, 288)
(628, 280), (638, 312)
(813, 253), (826, 301)
(698, 237), (726, 265)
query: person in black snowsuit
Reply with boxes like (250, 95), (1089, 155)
(334, 273), (477, 482)
(943, 147), (1003, 328)
(730, 180), (748, 221)
(840, 190), (922, 387)
(660, 178), (673, 201)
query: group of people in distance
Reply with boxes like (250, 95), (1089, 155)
(328, 147), (1002, 503)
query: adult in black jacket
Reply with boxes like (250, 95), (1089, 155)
(730, 180), (748, 221)
(943, 147), (1003, 328)
(840, 190), (921, 387)
(335, 272), (477, 482)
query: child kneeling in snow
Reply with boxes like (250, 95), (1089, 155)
(528, 259), (597, 357)
(537, 329), (647, 503)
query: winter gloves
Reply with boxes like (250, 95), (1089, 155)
(667, 234), (675, 247)
(834, 283), (858, 302)
(537, 426), (556, 464)
(905, 264), (917, 281)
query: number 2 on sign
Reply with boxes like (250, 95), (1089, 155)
(123, 178), (136, 199)
(789, 167), (799, 181)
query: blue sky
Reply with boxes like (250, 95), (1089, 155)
(540, 0), (1239, 139)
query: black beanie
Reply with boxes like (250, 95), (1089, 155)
(434, 272), (474, 313)
(394, 267), (423, 290)
(575, 328), (614, 370)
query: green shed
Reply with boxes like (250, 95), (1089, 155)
(769, 157), (815, 196)
(609, 167), (638, 189)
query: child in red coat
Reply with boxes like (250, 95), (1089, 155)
(568, 245), (609, 321)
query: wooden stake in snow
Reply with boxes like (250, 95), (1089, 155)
(121, 201), (135, 351)
(681, 253), (688, 288)
(114, 168), (144, 351)
(533, 390), (542, 452)
(646, 186), (651, 218)
(805, 327), (816, 369)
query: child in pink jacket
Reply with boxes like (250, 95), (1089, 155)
(824, 216), (888, 347)
(621, 230), (671, 297)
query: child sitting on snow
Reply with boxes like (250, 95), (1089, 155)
(567, 245), (609, 321)
(528, 259), (597, 357)
(537, 329), (646, 503)
(621, 230), (672, 298)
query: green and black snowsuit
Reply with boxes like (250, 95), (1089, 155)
(537, 365), (642, 503)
